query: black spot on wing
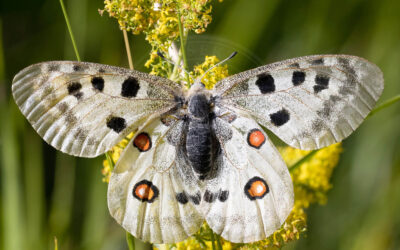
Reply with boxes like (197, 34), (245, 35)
(189, 192), (201, 205)
(176, 192), (189, 204)
(106, 116), (126, 133)
(289, 63), (300, 68)
(73, 64), (83, 71)
(292, 71), (306, 86)
(314, 75), (330, 93)
(315, 75), (329, 86)
(270, 109), (290, 126)
(203, 190), (217, 203)
(121, 77), (140, 97)
(338, 57), (357, 88)
(218, 190), (229, 202)
(311, 58), (324, 65)
(91, 76), (105, 91)
(67, 82), (83, 99)
(255, 73), (275, 94)
(98, 68), (106, 73)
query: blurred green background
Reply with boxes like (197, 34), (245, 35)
(1, 0), (400, 249)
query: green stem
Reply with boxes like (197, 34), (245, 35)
(210, 230), (216, 250)
(177, 8), (190, 87)
(126, 231), (135, 250)
(289, 150), (319, 172)
(59, 0), (81, 61)
(216, 234), (223, 250)
(105, 152), (114, 172)
(123, 30), (134, 70)
(367, 94), (400, 118)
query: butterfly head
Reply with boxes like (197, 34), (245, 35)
(187, 81), (208, 97)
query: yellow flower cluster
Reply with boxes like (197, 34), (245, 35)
(283, 143), (343, 207)
(102, 0), (222, 69)
(101, 132), (133, 183)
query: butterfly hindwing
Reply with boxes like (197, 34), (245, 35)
(201, 114), (293, 243)
(216, 55), (383, 150)
(12, 61), (181, 157)
(108, 118), (204, 243)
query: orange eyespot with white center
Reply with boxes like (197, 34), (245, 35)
(247, 129), (266, 149)
(133, 132), (152, 152)
(132, 180), (159, 203)
(244, 177), (269, 200)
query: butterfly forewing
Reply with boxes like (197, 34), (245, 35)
(216, 55), (384, 150)
(12, 61), (181, 157)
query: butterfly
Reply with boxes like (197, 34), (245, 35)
(12, 54), (383, 243)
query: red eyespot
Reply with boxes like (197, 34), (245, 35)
(247, 129), (266, 149)
(244, 177), (269, 200)
(133, 132), (152, 152)
(132, 180), (159, 203)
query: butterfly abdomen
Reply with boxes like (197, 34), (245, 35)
(186, 93), (213, 178)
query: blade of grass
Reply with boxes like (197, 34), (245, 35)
(60, 0), (81, 61)
(210, 230), (216, 250)
(216, 234), (223, 250)
(48, 153), (76, 241)
(81, 158), (109, 250)
(367, 94), (400, 118)
(54, 237), (58, 250)
(126, 232), (135, 250)
(0, 19), (24, 250)
(23, 131), (45, 250)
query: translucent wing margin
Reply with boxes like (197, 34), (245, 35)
(216, 55), (384, 150)
(12, 61), (181, 157)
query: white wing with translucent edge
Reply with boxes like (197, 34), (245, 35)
(200, 115), (293, 243)
(108, 117), (204, 243)
(215, 55), (384, 150)
(12, 61), (181, 157)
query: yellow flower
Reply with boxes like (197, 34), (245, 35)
(101, 132), (134, 183)
(102, 0), (223, 71)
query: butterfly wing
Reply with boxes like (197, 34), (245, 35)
(108, 117), (204, 243)
(12, 61), (181, 157)
(200, 114), (293, 243)
(215, 55), (384, 150)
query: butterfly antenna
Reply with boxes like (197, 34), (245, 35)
(157, 51), (191, 75)
(200, 51), (237, 81)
